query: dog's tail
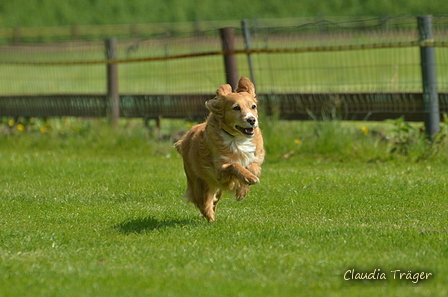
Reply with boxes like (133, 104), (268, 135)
(173, 139), (182, 153)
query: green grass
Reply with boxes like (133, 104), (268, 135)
(0, 118), (447, 296)
(0, 0), (445, 28)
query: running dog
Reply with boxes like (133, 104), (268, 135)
(174, 77), (264, 221)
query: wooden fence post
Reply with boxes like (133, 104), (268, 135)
(219, 27), (239, 89)
(105, 38), (119, 129)
(418, 15), (440, 136)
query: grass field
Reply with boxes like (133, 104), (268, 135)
(0, 118), (447, 296)
(0, 0), (444, 28)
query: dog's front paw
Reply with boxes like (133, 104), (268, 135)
(242, 173), (259, 185)
(236, 184), (250, 201)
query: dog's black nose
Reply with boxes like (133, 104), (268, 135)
(246, 117), (256, 126)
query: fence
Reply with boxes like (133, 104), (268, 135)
(1, 15), (448, 133)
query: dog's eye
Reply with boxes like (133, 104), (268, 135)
(233, 106), (241, 111)
(251, 105), (257, 109)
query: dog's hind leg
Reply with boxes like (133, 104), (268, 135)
(212, 189), (223, 213)
(189, 178), (216, 222)
(199, 190), (216, 222)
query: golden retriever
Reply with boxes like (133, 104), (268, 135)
(174, 76), (265, 221)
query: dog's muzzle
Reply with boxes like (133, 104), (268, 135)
(235, 125), (255, 136)
(246, 116), (256, 126)
(235, 116), (257, 136)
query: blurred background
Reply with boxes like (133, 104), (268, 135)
(0, 0), (447, 124)
(0, 0), (444, 27)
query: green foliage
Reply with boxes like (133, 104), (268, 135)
(258, 113), (448, 163)
(385, 115), (448, 161)
(0, 0), (445, 27)
(385, 116), (420, 156)
(0, 117), (177, 157)
(3, 116), (448, 164)
(0, 118), (447, 296)
(262, 116), (379, 162)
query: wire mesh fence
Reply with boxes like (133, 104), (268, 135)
(0, 15), (447, 121)
(246, 16), (448, 94)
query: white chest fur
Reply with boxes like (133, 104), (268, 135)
(221, 132), (257, 168)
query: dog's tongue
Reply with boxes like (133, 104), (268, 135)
(245, 128), (254, 134)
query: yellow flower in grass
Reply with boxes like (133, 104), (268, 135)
(39, 126), (47, 133)
(17, 124), (25, 132)
(8, 119), (15, 127)
(361, 126), (370, 136)
(294, 139), (302, 145)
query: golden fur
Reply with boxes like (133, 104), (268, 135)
(174, 77), (265, 221)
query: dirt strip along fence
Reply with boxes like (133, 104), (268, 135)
(1, 15), (448, 134)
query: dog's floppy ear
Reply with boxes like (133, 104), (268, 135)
(205, 98), (222, 117)
(205, 84), (232, 117)
(235, 76), (255, 96)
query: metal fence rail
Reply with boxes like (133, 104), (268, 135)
(1, 15), (448, 128)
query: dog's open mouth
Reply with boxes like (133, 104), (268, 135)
(235, 125), (255, 136)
